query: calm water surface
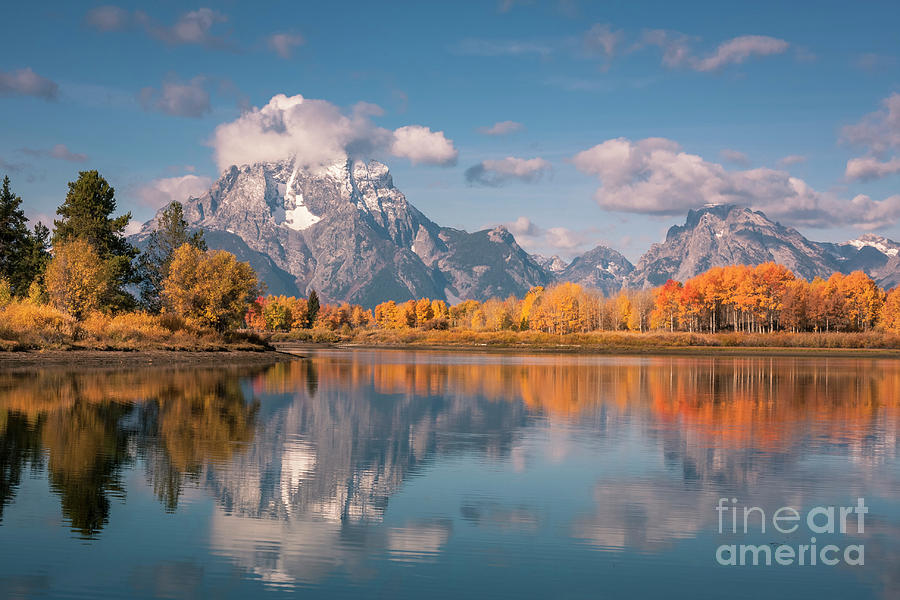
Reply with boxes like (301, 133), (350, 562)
(1, 350), (899, 599)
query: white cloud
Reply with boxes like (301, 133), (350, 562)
(498, 0), (533, 12)
(268, 33), (305, 59)
(584, 23), (624, 58)
(21, 144), (87, 162)
(211, 93), (458, 171)
(777, 154), (806, 167)
(507, 216), (541, 238)
(506, 216), (594, 255)
(842, 93), (900, 154)
(856, 53), (896, 72)
(391, 126), (458, 166)
(720, 149), (749, 165)
(639, 31), (788, 72)
(454, 39), (553, 57)
(140, 8), (229, 48)
(847, 194), (900, 230)
(478, 120), (524, 136)
(842, 93), (900, 181)
(465, 156), (550, 186)
(90, 7), (233, 49)
(135, 174), (212, 209)
(572, 136), (900, 229)
(139, 76), (211, 118)
(845, 156), (900, 181)
(49, 144), (87, 162)
(0, 67), (58, 100)
(85, 5), (131, 31)
(693, 35), (789, 71)
(639, 29), (697, 68)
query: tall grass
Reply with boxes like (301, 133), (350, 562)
(0, 300), (264, 351)
(272, 327), (900, 351)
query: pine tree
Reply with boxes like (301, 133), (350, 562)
(0, 175), (35, 294)
(306, 289), (320, 328)
(137, 201), (206, 312)
(53, 171), (138, 311)
(24, 221), (51, 287)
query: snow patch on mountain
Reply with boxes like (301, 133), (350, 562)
(282, 168), (322, 231)
(847, 235), (899, 257)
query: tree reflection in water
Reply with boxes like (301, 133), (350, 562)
(0, 366), (262, 537)
(0, 353), (898, 545)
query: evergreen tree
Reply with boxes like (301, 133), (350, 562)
(23, 221), (51, 287)
(0, 175), (35, 294)
(136, 201), (206, 313)
(307, 289), (320, 328)
(53, 171), (138, 311)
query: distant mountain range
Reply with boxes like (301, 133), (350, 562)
(134, 158), (900, 305)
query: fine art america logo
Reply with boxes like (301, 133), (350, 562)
(715, 498), (867, 566)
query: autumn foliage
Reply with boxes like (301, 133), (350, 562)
(649, 263), (890, 333)
(248, 262), (900, 339)
(162, 245), (260, 331)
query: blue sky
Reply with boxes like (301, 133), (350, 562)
(1, 0), (899, 261)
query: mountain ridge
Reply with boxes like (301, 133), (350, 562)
(134, 161), (900, 303)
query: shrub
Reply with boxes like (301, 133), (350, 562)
(80, 312), (170, 343)
(0, 300), (77, 345)
(45, 238), (108, 319)
(162, 245), (259, 331)
(0, 278), (11, 307)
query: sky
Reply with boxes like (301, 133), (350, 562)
(1, 0), (899, 262)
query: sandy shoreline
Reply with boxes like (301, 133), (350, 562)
(2, 343), (899, 370)
(0, 349), (300, 370)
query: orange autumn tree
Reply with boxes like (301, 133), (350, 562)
(243, 262), (894, 337)
(882, 288), (900, 333)
(651, 279), (683, 331)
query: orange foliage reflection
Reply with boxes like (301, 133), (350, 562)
(255, 352), (900, 453)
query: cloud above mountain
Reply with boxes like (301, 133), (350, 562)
(842, 93), (900, 181)
(211, 93), (458, 171)
(845, 156), (900, 181)
(465, 157), (550, 186)
(391, 126), (458, 166)
(506, 216), (596, 256)
(139, 76), (211, 118)
(135, 174), (212, 209)
(572, 136), (900, 229)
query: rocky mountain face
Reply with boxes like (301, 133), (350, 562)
(139, 158), (548, 306)
(533, 254), (568, 274)
(822, 234), (900, 289)
(631, 205), (837, 287)
(556, 245), (635, 296)
(629, 205), (900, 289)
(137, 163), (900, 303)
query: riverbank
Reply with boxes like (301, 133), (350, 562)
(271, 329), (900, 358)
(0, 349), (298, 370)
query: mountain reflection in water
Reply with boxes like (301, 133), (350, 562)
(1, 351), (899, 599)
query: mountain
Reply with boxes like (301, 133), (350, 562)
(533, 254), (568, 274)
(558, 245), (634, 295)
(629, 205), (900, 289)
(137, 158), (548, 306)
(630, 205), (842, 287)
(823, 234), (900, 289)
(136, 167), (900, 304)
